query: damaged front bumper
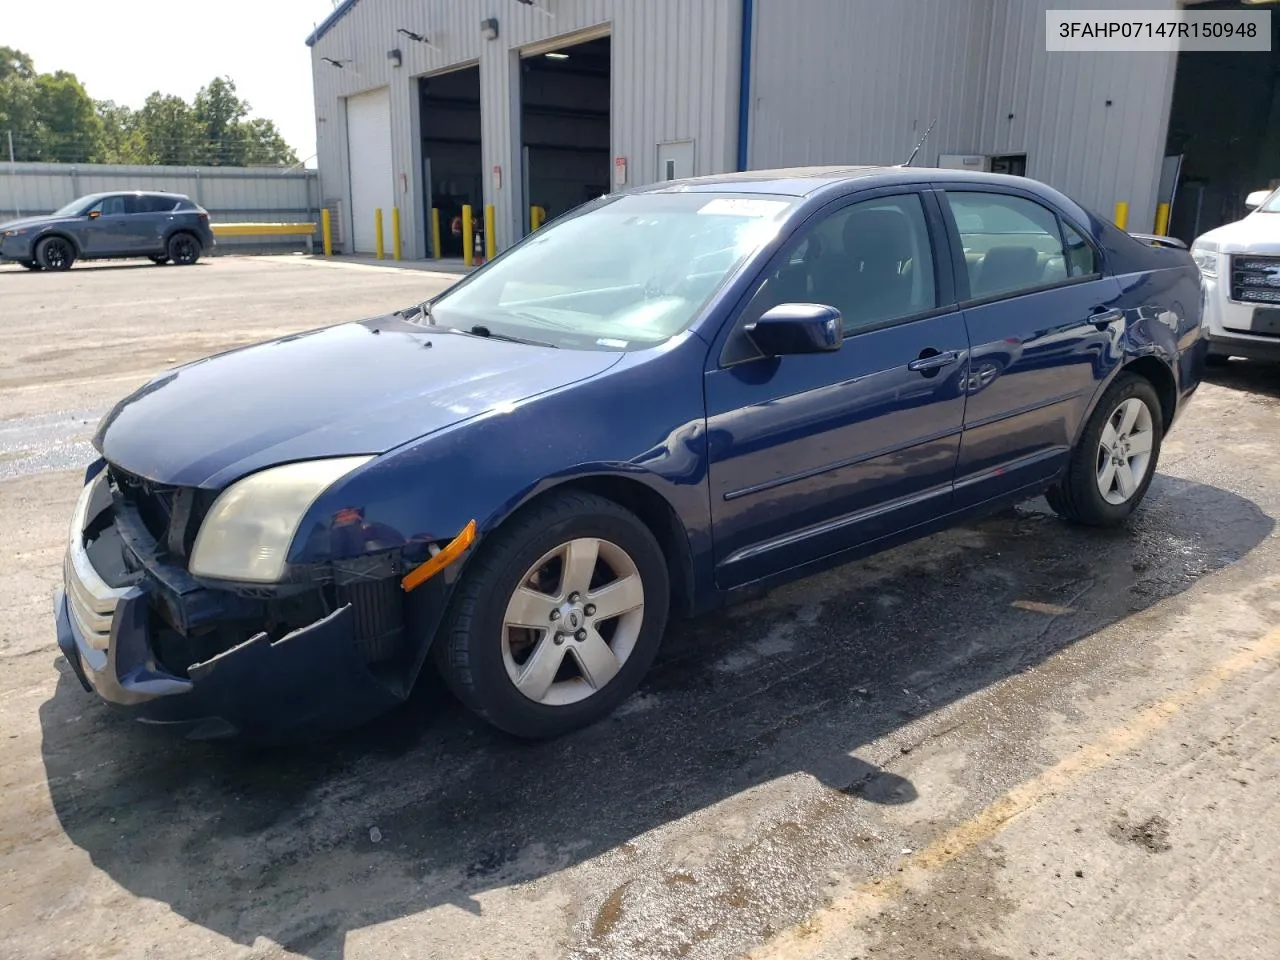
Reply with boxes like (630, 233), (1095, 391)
(53, 467), (445, 740)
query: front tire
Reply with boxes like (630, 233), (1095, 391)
(1047, 372), (1163, 527)
(434, 491), (670, 739)
(35, 236), (75, 271)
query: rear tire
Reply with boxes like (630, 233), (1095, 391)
(35, 236), (75, 271)
(1046, 372), (1163, 528)
(433, 491), (670, 739)
(167, 232), (201, 265)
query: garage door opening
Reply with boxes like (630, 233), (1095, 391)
(346, 87), (394, 255)
(1163, 1), (1280, 242)
(519, 35), (611, 234)
(420, 65), (482, 258)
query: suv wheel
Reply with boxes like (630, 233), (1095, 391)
(167, 233), (201, 265)
(1047, 372), (1163, 527)
(434, 491), (670, 739)
(35, 236), (75, 271)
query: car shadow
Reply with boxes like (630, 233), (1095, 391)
(1, 260), (211, 275)
(1204, 358), (1280, 400)
(37, 476), (1274, 958)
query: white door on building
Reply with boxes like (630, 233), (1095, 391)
(346, 87), (394, 254)
(657, 140), (695, 182)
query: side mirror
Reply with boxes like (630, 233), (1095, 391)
(87, 210), (101, 219)
(745, 303), (843, 357)
(1244, 190), (1271, 211)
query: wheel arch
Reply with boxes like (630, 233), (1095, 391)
(1071, 351), (1178, 452)
(480, 472), (698, 620)
(1120, 355), (1177, 432)
(35, 230), (83, 257)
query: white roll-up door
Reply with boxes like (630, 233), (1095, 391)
(346, 87), (394, 254)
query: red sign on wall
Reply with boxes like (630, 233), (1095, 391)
(614, 157), (627, 186)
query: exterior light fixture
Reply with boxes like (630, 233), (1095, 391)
(387, 49), (402, 67)
(481, 18), (499, 40)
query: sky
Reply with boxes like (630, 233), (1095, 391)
(3, 0), (340, 166)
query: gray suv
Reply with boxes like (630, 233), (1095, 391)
(0, 191), (216, 271)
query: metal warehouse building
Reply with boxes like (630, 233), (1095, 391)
(308, 0), (1279, 259)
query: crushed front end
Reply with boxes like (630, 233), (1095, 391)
(54, 462), (454, 740)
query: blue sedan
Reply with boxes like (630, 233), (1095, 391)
(54, 166), (1207, 741)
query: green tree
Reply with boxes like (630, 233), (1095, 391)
(0, 46), (36, 82)
(95, 100), (146, 164)
(0, 60), (100, 162)
(0, 49), (300, 167)
(133, 92), (204, 165)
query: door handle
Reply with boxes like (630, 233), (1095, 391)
(907, 350), (960, 373)
(1090, 307), (1124, 330)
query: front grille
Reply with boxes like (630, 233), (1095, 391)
(338, 579), (406, 663)
(1230, 255), (1280, 304)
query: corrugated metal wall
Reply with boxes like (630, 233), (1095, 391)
(748, 0), (1179, 232)
(748, 0), (994, 171)
(0, 162), (317, 225)
(311, 0), (741, 258)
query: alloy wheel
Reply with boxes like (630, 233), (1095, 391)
(501, 537), (645, 706)
(1096, 397), (1155, 505)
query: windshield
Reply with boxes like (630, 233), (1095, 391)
(1261, 189), (1280, 213)
(51, 197), (93, 217)
(427, 191), (797, 350)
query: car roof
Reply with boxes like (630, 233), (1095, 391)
(631, 165), (1050, 199)
(74, 190), (192, 202)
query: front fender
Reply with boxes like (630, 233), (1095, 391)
(290, 333), (715, 589)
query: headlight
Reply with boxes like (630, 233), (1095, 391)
(189, 456), (373, 582)
(2, 229), (28, 238)
(1190, 246), (1218, 279)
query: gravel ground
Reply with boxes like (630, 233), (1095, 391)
(0, 255), (1277, 960)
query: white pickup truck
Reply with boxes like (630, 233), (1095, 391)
(1190, 187), (1280, 365)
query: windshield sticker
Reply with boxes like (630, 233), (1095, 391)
(697, 198), (789, 218)
(597, 337), (630, 348)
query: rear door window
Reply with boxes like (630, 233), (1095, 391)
(944, 191), (1097, 300)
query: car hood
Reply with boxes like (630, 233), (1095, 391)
(1195, 213), (1280, 254)
(0, 215), (61, 232)
(94, 316), (623, 489)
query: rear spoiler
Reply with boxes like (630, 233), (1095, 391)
(1128, 232), (1187, 250)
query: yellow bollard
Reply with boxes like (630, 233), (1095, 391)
(461, 204), (474, 268)
(484, 204), (496, 261)
(1154, 202), (1170, 237)
(391, 207), (402, 261)
(1113, 201), (1129, 231)
(374, 208), (385, 259)
(431, 207), (442, 260)
(321, 208), (333, 256)
(531, 205), (544, 231)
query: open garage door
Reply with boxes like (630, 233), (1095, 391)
(420, 66), (482, 259)
(346, 87), (394, 254)
(519, 36), (611, 234)
(1165, 1), (1280, 242)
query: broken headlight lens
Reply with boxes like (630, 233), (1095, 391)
(189, 456), (373, 583)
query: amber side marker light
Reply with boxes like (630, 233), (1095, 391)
(401, 520), (478, 592)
